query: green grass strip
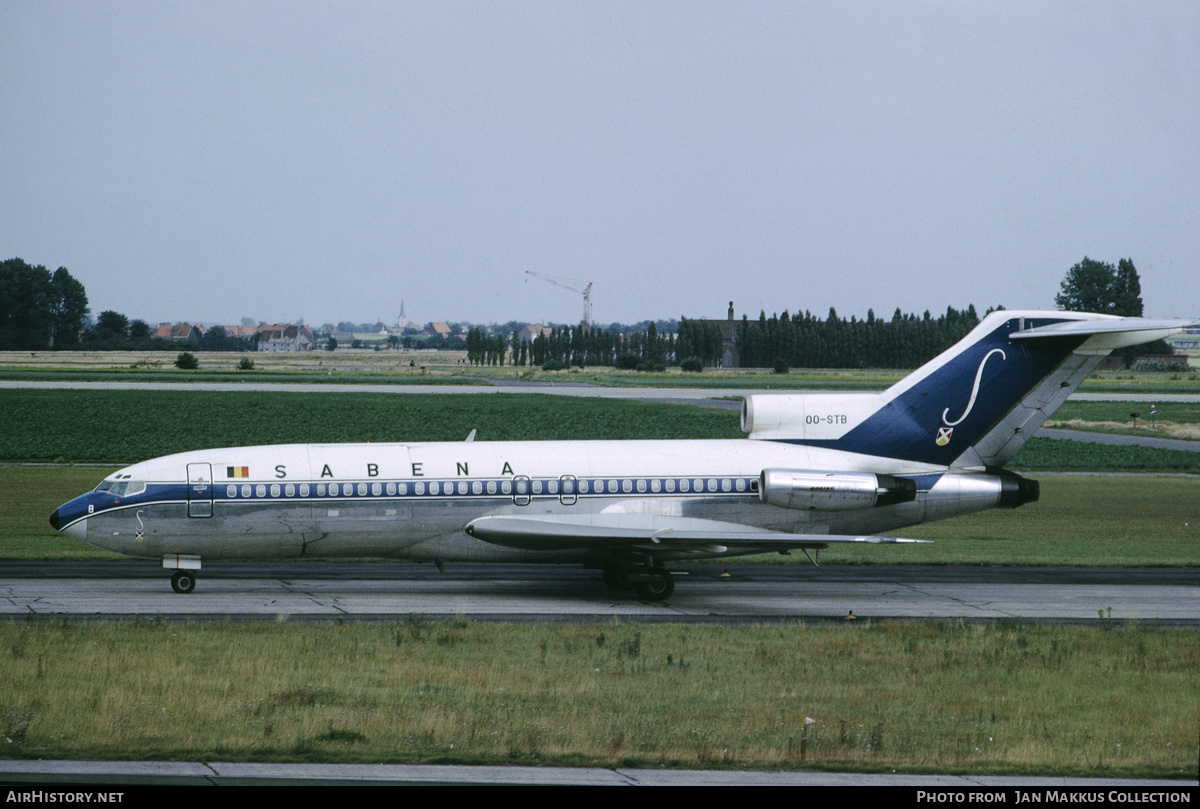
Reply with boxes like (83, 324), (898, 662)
(0, 390), (743, 464)
(0, 621), (1194, 777)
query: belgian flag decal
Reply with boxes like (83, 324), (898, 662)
(227, 466), (250, 478)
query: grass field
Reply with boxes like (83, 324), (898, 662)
(0, 620), (1195, 777)
(3, 350), (1198, 392)
(0, 390), (744, 463)
(1048, 401), (1200, 442)
(3, 389), (1199, 469)
(0, 348), (470, 374)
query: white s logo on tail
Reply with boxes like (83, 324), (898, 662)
(938, 348), (1007, 443)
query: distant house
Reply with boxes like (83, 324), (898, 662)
(1167, 329), (1200, 351)
(425, 322), (452, 338)
(684, 302), (741, 368)
(257, 324), (314, 352)
(219, 325), (259, 345)
(519, 324), (553, 343)
(153, 324), (204, 344)
(716, 302), (740, 368)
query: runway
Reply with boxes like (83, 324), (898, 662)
(2, 562), (1195, 625)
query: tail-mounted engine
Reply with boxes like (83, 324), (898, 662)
(759, 469), (917, 511)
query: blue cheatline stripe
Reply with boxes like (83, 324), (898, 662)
(97, 476), (768, 514)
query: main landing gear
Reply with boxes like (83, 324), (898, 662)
(603, 563), (675, 601)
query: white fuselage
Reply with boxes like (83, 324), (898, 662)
(57, 437), (993, 565)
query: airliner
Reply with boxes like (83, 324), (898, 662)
(49, 310), (1194, 597)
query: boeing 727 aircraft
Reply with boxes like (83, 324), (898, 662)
(49, 310), (1195, 597)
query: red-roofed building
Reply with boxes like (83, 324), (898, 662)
(152, 324), (203, 343)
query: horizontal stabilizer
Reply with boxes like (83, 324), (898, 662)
(1010, 317), (1198, 340)
(463, 514), (926, 552)
(1010, 316), (1198, 353)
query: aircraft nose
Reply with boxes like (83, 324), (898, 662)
(49, 504), (88, 541)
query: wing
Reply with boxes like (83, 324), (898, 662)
(463, 514), (927, 553)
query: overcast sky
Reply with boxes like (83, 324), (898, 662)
(3, 1), (1197, 328)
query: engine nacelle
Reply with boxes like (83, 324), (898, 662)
(759, 469), (918, 511)
(923, 471), (1040, 522)
(741, 393), (882, 440)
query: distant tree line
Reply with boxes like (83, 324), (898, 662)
(467, 308), (987, 371)
(0, 257), (253, 351)
(675, 318), (727, 366)
(511, 323), (675, 370)
(465, 327), (508, 366)
(0, 258), (89, 349)
(5, 255), (1169, 368)
(470, 324), (672, 369)
(733, 305), (984, 370)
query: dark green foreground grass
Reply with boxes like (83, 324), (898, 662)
(3, 388), (1198, 470)
(1, 621), (1195, 777)
(0, 390), (743, 463)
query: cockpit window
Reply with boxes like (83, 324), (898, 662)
(95, 479), (146, 497)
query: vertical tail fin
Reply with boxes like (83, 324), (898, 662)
(742, 311), (1195, 468)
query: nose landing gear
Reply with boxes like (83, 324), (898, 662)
(170, 569), (196, 594)
(164, 555), (201, 594)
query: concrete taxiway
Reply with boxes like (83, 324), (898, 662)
(1, 562), (1195, 625)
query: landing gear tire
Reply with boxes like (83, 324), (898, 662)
(171, 570), (196, 594)
(633, 567), (674, 601)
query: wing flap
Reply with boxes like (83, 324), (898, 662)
(463, 514), (926, 552)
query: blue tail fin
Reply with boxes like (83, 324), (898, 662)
(742, 311), (1194, 468)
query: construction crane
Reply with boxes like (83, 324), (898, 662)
(524, 271), (593, 330)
